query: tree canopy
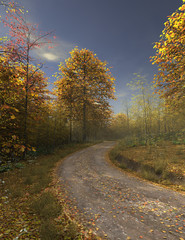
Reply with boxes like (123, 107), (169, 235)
(55, 47), (116, 142)
(151, 0), (185, 109)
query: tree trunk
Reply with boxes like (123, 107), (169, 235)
(23, 53), (29, 159)
(83, 86), (87, 142)
(23, 85), (28, 159)
(69, 104), (73, 142)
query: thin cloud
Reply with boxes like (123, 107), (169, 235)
(116, 92), (128, 98)
(34, 39), (75, 63)
(42, 52), (59, 62)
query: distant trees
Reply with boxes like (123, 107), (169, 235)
(151, 0), (185, 110)
(55, 47), (116, 142)
(114, 1), (185, 144)
(127, 74), (156, 144)
(111, 73), (185, 144)
(109, 113), (127, 139)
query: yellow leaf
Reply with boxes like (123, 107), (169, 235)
(20, 146), (25, 152)
(5, 149), (10, 153)
(11, 115), (16, 120)
(4, 229), (11, 234)
(32, 147), (36, 152)
(12, 135), (16, 140)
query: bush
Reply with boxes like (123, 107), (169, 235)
(140, 167), (158, 182)
(24, 175), (35, 185)
(9, 185), (24, 198)
(31, 192), (62, 219)
(63, 222), (79, 240)
(154, 159), (167, 175)
(14, 162), (25, 169)
(40, 220), (60, 240)
(0, 164), (13, 173)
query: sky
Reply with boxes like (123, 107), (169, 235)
(2, 0), (183, 113)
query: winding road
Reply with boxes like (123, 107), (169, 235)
(57, 141), (185, 240)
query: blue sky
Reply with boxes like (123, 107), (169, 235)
(2, 0), (183, 113)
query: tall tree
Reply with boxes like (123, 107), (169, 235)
(55, 47), (116, 142)
(151, 0), (185, 109)
(0, 54), (50, 160)
(0, 1), (54, 158)
(0, 55), (24, 160)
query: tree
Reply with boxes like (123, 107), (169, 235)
(110, 113), (127, 139)
(0, 1), (54, 158)
(55, 47), (116, 142)
(151, 0), (185, 109)
(127, 74), (156, 144)
(122, 98), (131, 135)
(0, 53), (51, 160)
(0, 55), (24, 160)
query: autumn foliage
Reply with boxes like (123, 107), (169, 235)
(0, 2), (116, 162)
(55, 47), (116, 142)
(0, 2), (52, 161)
(151, 0), (185, 109)
(0, 1), (58, 161)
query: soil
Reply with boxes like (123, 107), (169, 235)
(57, 141), (185, 240)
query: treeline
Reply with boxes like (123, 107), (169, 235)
(2, 0), (185, 162)
(110, 74), (185, 144)
(0, 2), (115, 162)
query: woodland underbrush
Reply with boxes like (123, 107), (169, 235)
(110, 137), (185, 191)
(0, 143), (97, 240)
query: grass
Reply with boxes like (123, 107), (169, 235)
(109, 139), (185, 191)
(0, 142), (98, 240)
(40, 220), (61, 240)
(30, 191), (61, 219)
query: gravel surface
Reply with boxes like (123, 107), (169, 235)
(57, 141), (185, 240)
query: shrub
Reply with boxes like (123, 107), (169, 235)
(40, 220), (60, 240)
(140, 167), (158, 182)
(154, 159), (167, 175)
(31, 192), (62, 219)
(63, 222), (79, 240)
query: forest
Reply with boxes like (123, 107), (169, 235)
(0, 0), (185, 239)
(0, 1), (116, 163)
(0, 1), (184, 165)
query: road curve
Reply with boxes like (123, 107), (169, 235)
(57, 141), (185, 240)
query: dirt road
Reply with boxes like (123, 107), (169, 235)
(57, 142), (185, 240)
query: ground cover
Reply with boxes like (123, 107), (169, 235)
(110, 140), (185, 191)
(0, 143), (97, 240)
